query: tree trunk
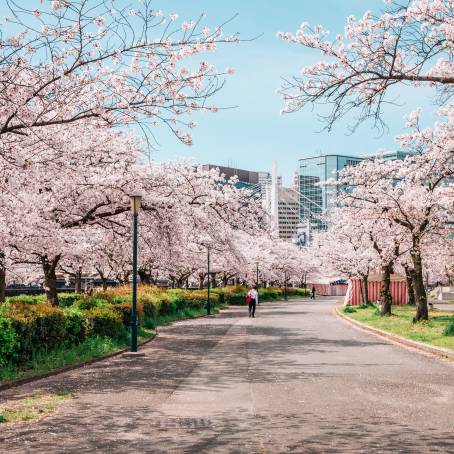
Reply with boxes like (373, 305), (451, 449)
(75, 267), (82, 294)
(363, 275), (369, 305)
(403, 265), (415, 305)
(380, 264), (393, 316)
(138, 269), (151, 285)
(222, 273), (228, 287)
(96, 269), (108, 291)
(0, 252), (6, 303)
(211, 273), (217, 289)
(42, 255), (61, 306)
(198, 274), (205, 290)
(411, 244), (428, 321)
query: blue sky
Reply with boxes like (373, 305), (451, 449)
(153, 0), (437, 184)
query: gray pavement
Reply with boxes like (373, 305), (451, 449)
(1, 298), (454, 453)
(433, 303), (454, 312)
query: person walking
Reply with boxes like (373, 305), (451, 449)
(247, 286), (258, 318)
(85, 283), (94, 296)
(311, 285), (316, 300)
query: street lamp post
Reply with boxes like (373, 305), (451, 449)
(130, 195), (142, 353)
(207, 246), (211, 315)
(284, 270), (288, 301)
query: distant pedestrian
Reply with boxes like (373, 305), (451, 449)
(85, 283), (94, 296)
(247, 286), (258, 318)
(311, 286), (316, 300)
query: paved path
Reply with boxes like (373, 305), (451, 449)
(434, 303), (454, 312)
(1, 299), (454, 453)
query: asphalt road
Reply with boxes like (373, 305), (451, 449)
(1, 298), (454, 453)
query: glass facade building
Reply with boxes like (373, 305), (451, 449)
(299, 155), (363, 230)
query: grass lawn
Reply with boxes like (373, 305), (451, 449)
(344, 305), (454, 352)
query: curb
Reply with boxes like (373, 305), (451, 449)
(0, 331), (158, 393)
(335, 307), (454, 363)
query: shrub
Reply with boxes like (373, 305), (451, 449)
(358, 302), (376, 310)
(343, 305), (357, 314)
(111, 302), (144, 327)
(260, 289), (279, 300)
(57, 293), (82, 308)
(85, 307), (124, 338)
(0, 306), (17, 367)
(6, 294), (44, 305)
(158, 296), (177, 316)
(223, 292), (246, 305)
(140, 295), (160, 319)
(76, 298), (109, 311)
(111, 296), (129, 304)
(8, 304), (67, 364)
(167, 293), (185, 311)
(443, 318), (454, 336)
(63, 308), (89, 345)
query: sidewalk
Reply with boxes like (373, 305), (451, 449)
(433, 303), (454, 312)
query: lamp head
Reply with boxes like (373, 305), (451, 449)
(130, 195), (142, 215)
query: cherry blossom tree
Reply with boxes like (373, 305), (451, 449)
(336, 141), (453, 320)
(0, 122), (140, 304)
(278, 0), (454, 131)
(0, 0), (238, 151)
(311, 213), (378, 306)
(279, 0), (454, 320)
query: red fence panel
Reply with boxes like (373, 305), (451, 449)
(345, 279), (407, 306)
(309, 284), (348, 297)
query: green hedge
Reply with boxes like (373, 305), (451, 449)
(85, 307), (124, 338)
(58, 293), (83, 307)
(0, 306), (17, 367)
(0, 303), (119, 366)
(219, 287), (309, 305)
(6, 304), (67, 364)
(111, 302), (144, 327)
(6, 294), (46, 305)
(0, 286), (308, 368)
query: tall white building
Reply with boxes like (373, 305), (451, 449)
(277, 187), (300, 240)
(263, 162), (301, 241)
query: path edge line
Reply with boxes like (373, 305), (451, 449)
(334, 307), (454, 362)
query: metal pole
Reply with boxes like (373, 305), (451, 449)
(284, 270), (288, 301)
(207, 246), (211, 315)
(131, 212), (138, 352)
(256, 262), (259, 289)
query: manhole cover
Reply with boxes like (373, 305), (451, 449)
(152, 417), (215, 429)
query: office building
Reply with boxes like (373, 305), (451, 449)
(263, 164), (301, 241)
(299, 155), (364, 231)
(276, 186), (301, 240)
(201, 164), (271, 198)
